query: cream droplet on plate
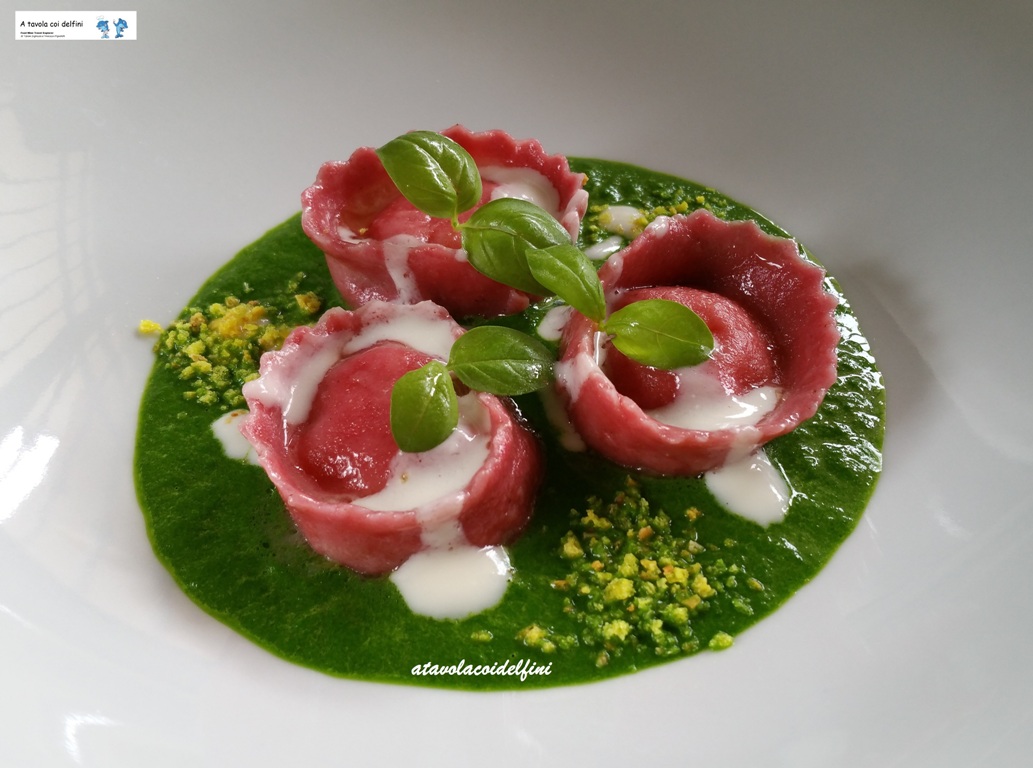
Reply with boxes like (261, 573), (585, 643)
(704, 449), (790, 526)
(390, 545), (513, 619)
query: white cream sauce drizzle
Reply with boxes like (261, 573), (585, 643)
(552, 333), (790, 525)
(536, 305), (573, 342)
(341, 310), (455, 359)
(211, 409), (260, 464)
(338, 167), (567, 303)
(552, 331), (607, 402)
(704, 448), (790, 526)
(359, 394), (489, 515)
(538, 385), (586, 452)
(390, 545), (513, 620)
(598, 205), (644, 238)
(381, 234), (423, 303)
(377, 395), (515, 619)
(241, 306), (456, 426)
(335, 224), (365, 244)
(278, 342), (346, 426)
(480, 166), (561, 217)
(242, 306), (516, 620)
(584, 235), (624, 261)
(646, 365), (781, 431)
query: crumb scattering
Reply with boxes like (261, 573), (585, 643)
(516, 478), (758, 660)
(145, 272), (323, 410)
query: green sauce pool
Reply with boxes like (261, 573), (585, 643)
(134, 158), (884, 690)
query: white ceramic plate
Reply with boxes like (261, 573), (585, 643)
(4, 1), (1032, 764)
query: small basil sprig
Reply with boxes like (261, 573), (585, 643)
(390, 361), (457, 453)
(604, 299), (713, 368)
(389, 326), (553, 453)
(525, 243), (606, 322)
(378, 130), (715, 452)
(460, 199), (571, 295)
(376, 131), (482, 225)
(527, 244), (712, 367)
(448, 325), (553, 395)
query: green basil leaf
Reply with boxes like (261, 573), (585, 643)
(460, 198), (571, 295)
(603, 299), (714, 369)
(448, 326), (554, 395)
(376, 131), (482, 221)
(389, 360), (459, 453)
(526, 243), (606, 323)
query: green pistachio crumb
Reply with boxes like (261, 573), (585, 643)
(295, 291), (322, 315)
(528, 477), (768, 661)
(517, 624), (558, 653)
(581, 189), (735, 250)
(708, 632), (734, 651)
(603, 578), (635, 603)
(147, 275), (323, 410)
(560, 532), (584, 559)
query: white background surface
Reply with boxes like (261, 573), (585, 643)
(3, 1), (1032, 765)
